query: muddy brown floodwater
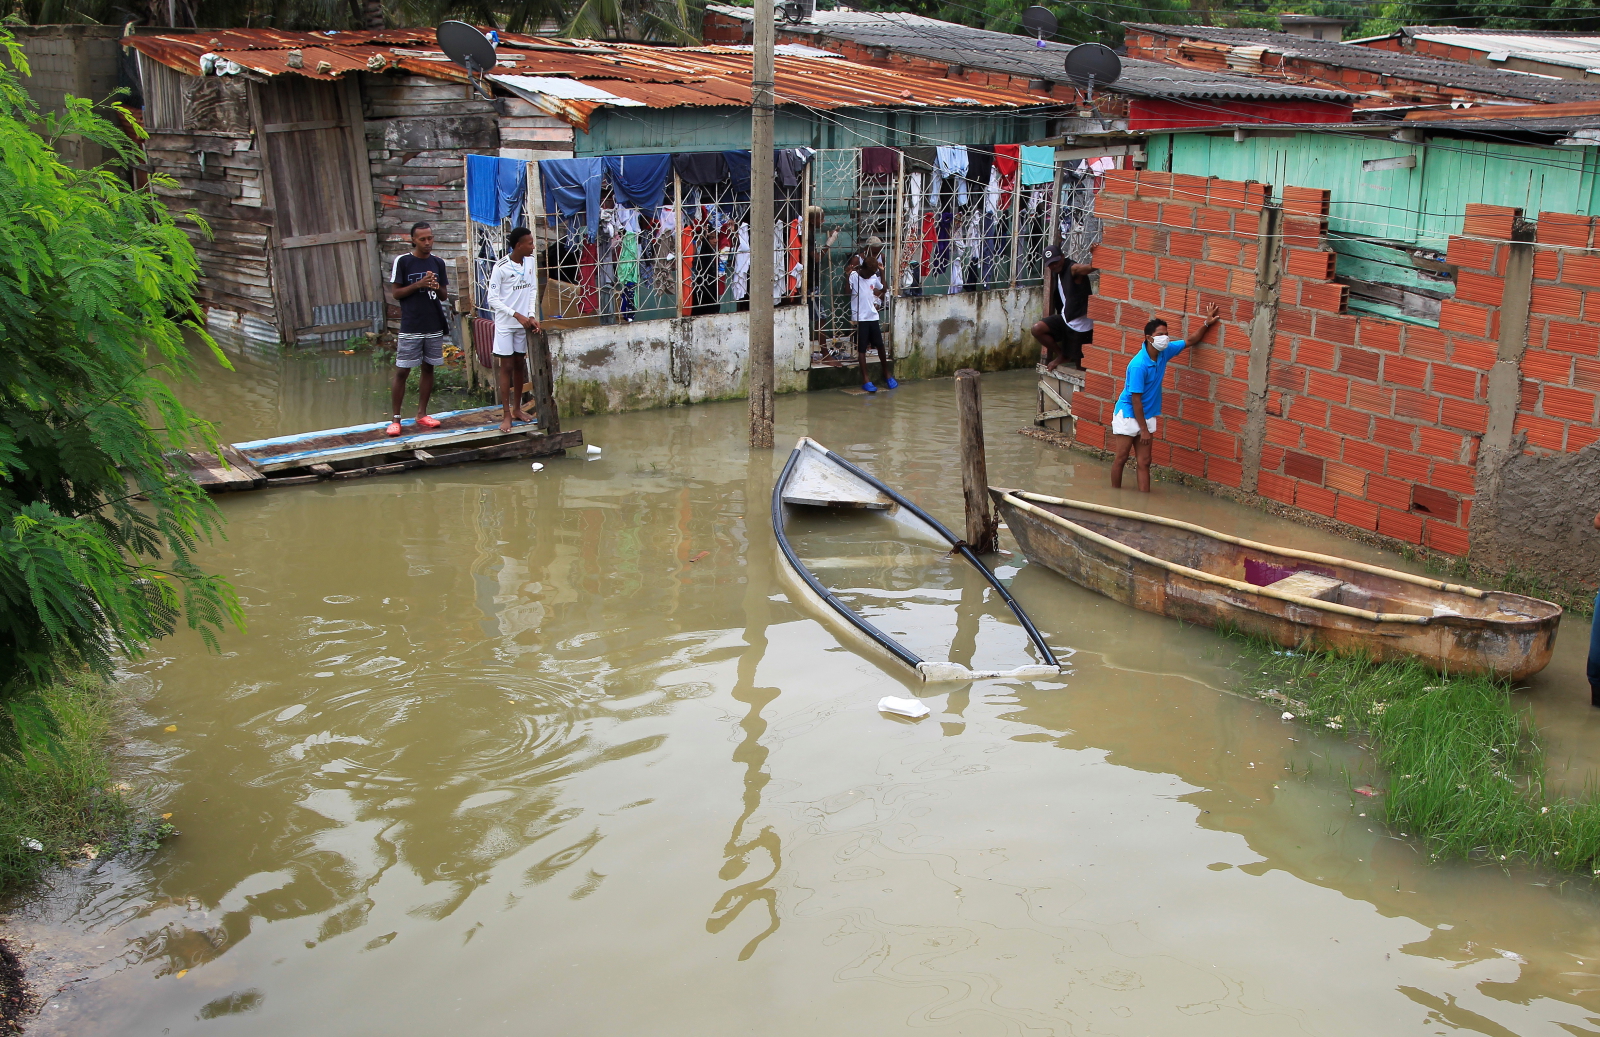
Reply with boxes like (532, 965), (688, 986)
(9, 346), (1600, 1036)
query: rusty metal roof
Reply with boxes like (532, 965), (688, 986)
(126, 29), (1055, 115)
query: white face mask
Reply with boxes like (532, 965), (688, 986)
(1150, 334), (1170, 352)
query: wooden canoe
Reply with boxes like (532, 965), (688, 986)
(991, 489), (1562, 679)
(774, 438), (1062, 683)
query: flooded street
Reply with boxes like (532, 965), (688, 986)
(11, 346), (1600, 1036)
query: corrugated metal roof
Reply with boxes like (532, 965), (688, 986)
(1126, 24), (1600, 103)
(1398, 28), (1600, 75)
(127, 28), (1056, 130)
(705, 4), (1356, 103)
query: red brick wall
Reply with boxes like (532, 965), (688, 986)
(1079, 169), (1266, 492)
(1080, 171), (1527, 556)
(1523, 211), (1600, 455)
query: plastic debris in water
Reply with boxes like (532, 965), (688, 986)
(586, 445), (602, 456)
(878, 696), (931, 719)
(530, 463), (544, 471)
(1281, 711), (1295, 720)
(21, 838), (42, 851)
(1354, 785), (1380, 797)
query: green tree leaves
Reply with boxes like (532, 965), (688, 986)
(0, 30), (241, 753)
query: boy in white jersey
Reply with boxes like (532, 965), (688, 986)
(485, 227), (543, 433)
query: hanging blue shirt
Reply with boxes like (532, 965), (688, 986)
(1113, 339), (1189, 419)
(466, 154), (526, 227)
(602, 154), (672, 211)
(539, 158), (603, 238)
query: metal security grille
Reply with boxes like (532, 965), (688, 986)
(807, 148), (901, 366)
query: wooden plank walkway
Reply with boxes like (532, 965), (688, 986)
(185, 406), (582, 493)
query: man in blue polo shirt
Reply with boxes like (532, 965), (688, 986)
(1111, 306), (1220, 492)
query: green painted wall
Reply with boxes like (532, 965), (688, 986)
(1149, 131), (1600, 249)
(577, 105), (1049, 157)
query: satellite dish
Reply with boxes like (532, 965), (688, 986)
(1021, 6), (1058, 44)
(437, 20), (496, 76)
(1063, 43), (1122, 88)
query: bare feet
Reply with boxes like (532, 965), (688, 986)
(511, 410), (532, 424)
(498, 417), (513, 433)
(1044, 358), (1062, 372)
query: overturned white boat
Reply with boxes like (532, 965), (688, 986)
(773, 437), (1062, 683)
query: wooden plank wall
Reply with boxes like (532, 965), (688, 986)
(142, 67), (276, 337)
(361, 73), (499, 330)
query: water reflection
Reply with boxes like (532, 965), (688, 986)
(11, 349), (1600, 1036)
(706, 461), (783, 960)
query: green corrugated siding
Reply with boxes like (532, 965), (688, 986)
(1154, 131), (1600, 249)
(577, 106), (1049, 157)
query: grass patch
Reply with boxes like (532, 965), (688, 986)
(1235, 636), (1600, 874)
(0, 675), (176, 898)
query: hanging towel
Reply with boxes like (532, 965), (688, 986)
(672, 151), (729, 187)
(966, 145), (994, 197)
(723, 150), (752, 197)
(602, 154), (672, 211)
(860, 146), (899, 179)
(935, 146), (968, 206)
(467, 154), (527, 226)
(994, 144), (1019, 209)
(539, 157), (602, 238)
(901, 146), (936, 172)
(1019, 145), (1055, 185)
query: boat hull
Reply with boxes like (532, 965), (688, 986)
(993, 491), (1560, 679)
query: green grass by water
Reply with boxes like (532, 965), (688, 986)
(0, 676), (174, 897)
(1237, 638), (1600, 874)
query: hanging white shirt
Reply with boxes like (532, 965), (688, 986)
(487, 255), (537, 332)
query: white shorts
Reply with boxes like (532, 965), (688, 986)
(1110, 414), (1158, 437)
(492, 328), (528, 356)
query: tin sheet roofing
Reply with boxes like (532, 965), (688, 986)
(1126, 24), (1600, 103)
(127, 28), (1052, 112)
(704, 5), (1355, 103)
(1398, 28), (1600, 74)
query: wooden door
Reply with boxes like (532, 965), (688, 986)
(252, 77), (379, 340)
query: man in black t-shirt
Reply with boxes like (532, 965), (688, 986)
(1032, 246), (1095, 372)
(385, 222), (451, 437)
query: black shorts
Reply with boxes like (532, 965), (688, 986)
(1041, 316), (1091, 363)
(856, 319), (885, 354)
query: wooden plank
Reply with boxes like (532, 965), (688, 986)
(308, 463), (335, 478)
(183, 448), (265, 492)
(261, 118), (346, 134)
(280, 228), (370, 249)
(1039, 379), (1072, 413)
(415, 429), (583, 467)
(244, 421), (542, 472)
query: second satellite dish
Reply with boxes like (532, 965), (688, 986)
(1020, 5), (1057, 45)
(1063, 43), (1122, 87)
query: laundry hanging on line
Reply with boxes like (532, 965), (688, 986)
(1019, 145), (1056, 185)
(467, 154), (527, 227)
(602, 154), (672, 211)
(539, 158), (603, 238)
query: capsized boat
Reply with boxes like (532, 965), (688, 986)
(774, 438), (1062, 682)
(990, 489), (1562, 679)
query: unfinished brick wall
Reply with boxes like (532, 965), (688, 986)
(1523, 211), (1600, 456)
(1078, 172), (1536, 557)
(1079, 169), (1266, 492)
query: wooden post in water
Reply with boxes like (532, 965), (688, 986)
(528, 329), (560, 434)
(955, 368), (998, 553)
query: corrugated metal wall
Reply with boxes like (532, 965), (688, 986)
(1150, 131), (1600, 248)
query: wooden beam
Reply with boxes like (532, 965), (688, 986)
(955, 369), (998, 553)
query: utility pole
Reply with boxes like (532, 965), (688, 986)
(748, 0), (776, 449)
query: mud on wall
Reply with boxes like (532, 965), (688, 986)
(548, 284), (1044, 414)
(1473, 441), (1600, 588)
(548, 307), (811, 415)
(891, 285), (1042, 379)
